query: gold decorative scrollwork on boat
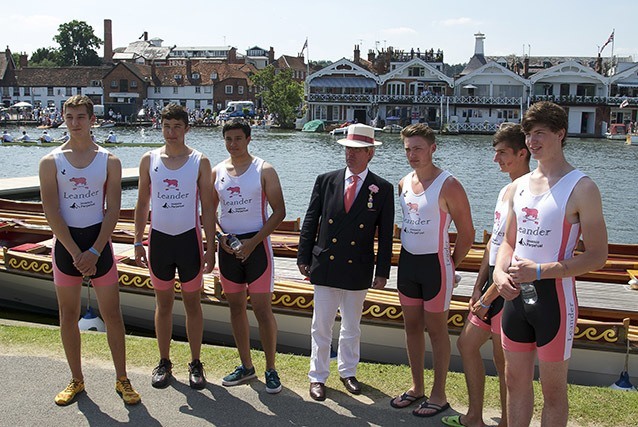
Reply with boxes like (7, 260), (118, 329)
(574, 325), (619, 343)
(273, 293), (314, 309)
(7, 257), (52, 274)
(119, 272), (153, 289)
(448, 313), (466, 328)
(363, 304), (403, 321)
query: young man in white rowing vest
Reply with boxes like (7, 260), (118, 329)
(212, 118), (286, 393)
(493, 102), (608, 427)
(39, 95), (140, 406)
(442, 123), (530, 427)
(390, 123), (474, 418)
(134, 103), (216, 390)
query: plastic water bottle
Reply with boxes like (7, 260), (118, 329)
(227, 234), (243, 252)
(216, 231), (242, 252)
(520, 282), (538, 305)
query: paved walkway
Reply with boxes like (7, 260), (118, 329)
(1, 318), (494, 427)
(0, 352), (475, 427)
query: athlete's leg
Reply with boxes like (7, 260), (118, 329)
(55, 285), (83, 380)
(538, 359), (569, 427)
(401, 305), (426, 397)
(226, 290), (253, 369)
(422, 310), (450, 412)
(181, 288), (203, 361)
(250, 293), (278, 371)
(93, 282), (127, 378)
(154, 288), (175, 359)
(504, 349), (535, 427)
(456, 321), (491, 426)
(491, 332), (507, 427)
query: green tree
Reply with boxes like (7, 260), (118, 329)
(53, 20), (102, 66)
(252, 66), (304, 129)
(30, 47), (60, 67)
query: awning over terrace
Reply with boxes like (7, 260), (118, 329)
(309, 77), (377, 88)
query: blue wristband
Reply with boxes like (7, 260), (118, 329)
(536, 263), (542, 281)
(88, 246), (100, 257)
(134, 242), (144, 247)
(479, 296), (490, 309)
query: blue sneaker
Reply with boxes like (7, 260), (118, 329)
(265, 369), (282, 394)
(222, 365), (256, 386)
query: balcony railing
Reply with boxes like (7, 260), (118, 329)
(447, 122), (501, 133)
(308, 93), (374, 103)
(449, 96), (522, 105)
(307, 93), (637, 108)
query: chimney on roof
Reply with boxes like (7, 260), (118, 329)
(151, 61), (156, 80)
(104, 19), (113, 64)
(142, 31), (148, 41)
(368, 49), (376, 62)
(186, 59), (192, 78)
(595, 53), (603, 74)
(268, 47), (275, 64)
(228, 47), (237, 64)
(19, 54), (28, 68)
(474, 32), (485, 56)
(354, 44), (360, 63)
(523, 56), (529, 78)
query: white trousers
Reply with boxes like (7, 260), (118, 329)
(308, 285), (368, 383)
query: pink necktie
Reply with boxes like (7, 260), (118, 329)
(344, 175), (359, 213)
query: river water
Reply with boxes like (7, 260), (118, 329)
(2, 125), (637, 244)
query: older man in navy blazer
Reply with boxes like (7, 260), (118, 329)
(298, 124), (394, 401)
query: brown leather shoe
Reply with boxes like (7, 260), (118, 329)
(340, 376), (361, 394)
(309, 382), (326, 401)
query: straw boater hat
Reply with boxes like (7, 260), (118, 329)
(337, 123), (383, 147)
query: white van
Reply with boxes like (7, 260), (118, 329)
(220, 101), (255, 119)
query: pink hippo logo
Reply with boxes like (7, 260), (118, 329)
(69, 177), (87, 189)
(227, 186), (241, 197)
(163, 178), (179, 190)
(521, 206), (539, 224)
(495, 211), (501, 222)
(406, 202), (419, 215)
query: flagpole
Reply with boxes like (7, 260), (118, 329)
(611, 28), (615, 69)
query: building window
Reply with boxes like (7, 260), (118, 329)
(194, 100), (201, 109)
(13, 87), (19, 96)
(204, 86), (212, 93)
(195, 86), (201, 94)
(225, 85), (233, 94)
(119, 79), (128, 92)
(66, 88), (73, 96)
(154, 87), (161, 94)
(47, 87), (54, 96)
(238, 86), (244, 94)
(24, 87), (30, 96)
(76, 87), (82, 94)
(110, 80), (117, 88)
(173, 87), (179, 94)
(131, 80), (138, 88)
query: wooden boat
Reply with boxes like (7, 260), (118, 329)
(0, 198), (635, 285)
(0, 219), (636, 387)
(605, 123), (628, 140)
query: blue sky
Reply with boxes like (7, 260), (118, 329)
(3, 0), (636, 65)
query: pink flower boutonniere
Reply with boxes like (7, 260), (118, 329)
(367, 184), (379, 208)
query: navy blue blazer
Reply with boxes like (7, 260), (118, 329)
(297, 168), (394, 291)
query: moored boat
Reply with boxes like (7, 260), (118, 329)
(605, 123), (628, 140)
(0, 223), (636, 387)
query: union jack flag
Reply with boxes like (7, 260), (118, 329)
(600, 30), (614, 53)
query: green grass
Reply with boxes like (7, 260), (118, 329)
(1, 323), (636, 426)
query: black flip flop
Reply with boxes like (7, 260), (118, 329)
(389, 392), (425, 408)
